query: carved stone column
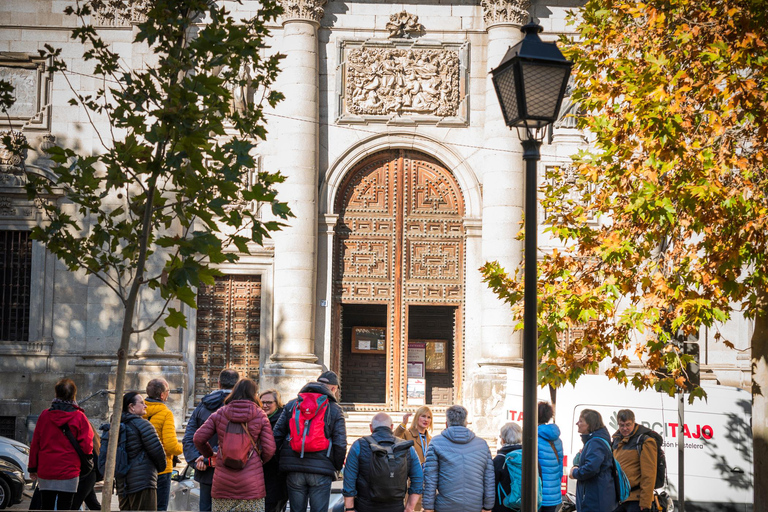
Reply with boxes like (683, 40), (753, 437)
(469, 0), (531, 439)
(261, 0), (327, 399)
(479, 0), (531, 366)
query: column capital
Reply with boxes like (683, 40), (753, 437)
(481, 0), (531, 29)
(280, 0), (328, 25)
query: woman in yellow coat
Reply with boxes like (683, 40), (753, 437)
(144, 378), (184, 512)
(394, 406), (433, 511)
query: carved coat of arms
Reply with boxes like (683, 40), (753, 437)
(345, 47), (460, 118)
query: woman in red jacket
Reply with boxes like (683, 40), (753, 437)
(29, 378), (94, 510)
(194, 378), (276, 512)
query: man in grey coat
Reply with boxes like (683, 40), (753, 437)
(422, 405), (494, 512)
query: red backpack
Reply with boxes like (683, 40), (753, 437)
(288, 392), (331, 457)
(218, 419), (258, 469)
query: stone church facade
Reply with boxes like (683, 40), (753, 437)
(0, 0), (752, 442)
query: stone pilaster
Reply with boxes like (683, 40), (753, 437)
(260, 1), (325, 399)
(472, 1), (529, 439)
(479, 4), (528, 366)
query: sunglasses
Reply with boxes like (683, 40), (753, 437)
(262, 400), (275, 405)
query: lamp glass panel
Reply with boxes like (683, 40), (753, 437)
(493, 67), (520, 123)
(521, 63), (569, 120)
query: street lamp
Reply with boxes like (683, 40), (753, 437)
(490, 21), (572, 512)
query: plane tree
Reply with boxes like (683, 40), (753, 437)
(1, 1), (290, 510)
(481, 0), (767, 500)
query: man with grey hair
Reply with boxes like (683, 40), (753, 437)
(423, 405), (494, 512)
(343, 412), (423, 512)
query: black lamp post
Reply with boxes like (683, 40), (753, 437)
(490, 21), (572, 512)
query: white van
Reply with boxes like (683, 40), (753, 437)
(551, 375), (753, 512)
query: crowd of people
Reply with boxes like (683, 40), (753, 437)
(26, 372), (659, 512)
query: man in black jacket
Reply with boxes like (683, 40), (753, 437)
(182, 369), (238, 512)
(273, 371), (347, 512)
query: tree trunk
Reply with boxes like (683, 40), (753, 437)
(101, 183), (156, 512)
(100, 311), (135, 512)
(753, 294), (768, 506)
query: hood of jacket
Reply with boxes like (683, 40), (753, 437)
(201, 389), (231, 411)
(220, 400), (260, 423)
(538, 423), (561, 441)
(299, 381), (338, 402)
(498, 444), (522, 457)
(45, 403), (86, 427)
(144, 398), (169, 420)
(440, 425), (476, 444)
(581, 425), (611, 445)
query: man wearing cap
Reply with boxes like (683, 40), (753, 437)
(273, 371), (348, 512)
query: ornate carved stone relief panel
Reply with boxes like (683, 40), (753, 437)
(338, 40), (469, 125)
(0, 54), (52, 131)
(91, 0), (150, 26)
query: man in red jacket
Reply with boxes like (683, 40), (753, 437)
(29, 378), (93, 510)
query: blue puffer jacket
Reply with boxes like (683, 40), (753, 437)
(422, 426), (495, 512)
(572, 427), (617, 512)
(538, 423), (564, 507)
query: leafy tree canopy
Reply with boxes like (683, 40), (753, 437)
(481, 0), (768, 397)
(1, 1), (290, 509)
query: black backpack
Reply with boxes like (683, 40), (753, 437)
(362, 436), (414, 503)
(636, 427), (667, 489)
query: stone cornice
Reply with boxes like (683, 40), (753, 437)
(480, 0), (531, 27)
(280, 0), (328, 24)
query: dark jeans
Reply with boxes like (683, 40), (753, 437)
(286, 472), (333, 512)
(40, 490), (75, 510)
(199, 482), (213, 512)
(541, 505), (562, 512)
(156, 473), (171, 511)
(614, 502), (641, 512)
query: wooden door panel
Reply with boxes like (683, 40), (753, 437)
(195, 275), (261, 395)
(333, 150), (465, 408)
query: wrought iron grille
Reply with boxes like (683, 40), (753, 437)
(0, 231), (32, 341)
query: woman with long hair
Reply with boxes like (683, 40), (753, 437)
(394, 406), (433, 511)
(28, 378), (94, 510)
(195, 379), (276, 512)
(569, 409), (617, 512)
(394, 406), (433, 464)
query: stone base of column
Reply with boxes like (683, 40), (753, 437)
(260, 360), (324, 402)
(468, 363), (524, 439)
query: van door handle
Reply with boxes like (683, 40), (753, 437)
(730, 467), (744, 474)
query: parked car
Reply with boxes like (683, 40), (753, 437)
(168, 464), (199, 512)
(0, 436), (29, 481)
(169, 464), (344, 511)
(0, 458), (25, 509)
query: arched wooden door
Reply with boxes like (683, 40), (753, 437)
(332, 150), (465, 410)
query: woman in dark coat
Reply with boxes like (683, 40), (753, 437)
(569, 409), (617, 512)
(492, 422), (523, 512)
(260, 389), (287, 512)
(108, 392), (167, 511)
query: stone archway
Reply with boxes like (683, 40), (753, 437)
(331, 149), (466, 410)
